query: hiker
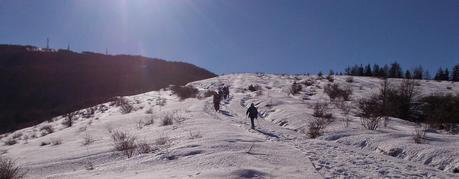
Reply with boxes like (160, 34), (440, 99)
(246, 103), (258, 129)
(213, 92), (221, 111)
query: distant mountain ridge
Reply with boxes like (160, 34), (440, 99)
(0, 44), (216, 133)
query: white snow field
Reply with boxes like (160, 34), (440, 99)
(1, 74), (459, 179)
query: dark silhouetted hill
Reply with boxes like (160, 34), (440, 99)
(0, 44), (216, 133)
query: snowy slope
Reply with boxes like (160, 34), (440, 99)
(1, 74), (458, 179)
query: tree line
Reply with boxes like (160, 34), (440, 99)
(341, 62), (459, 81)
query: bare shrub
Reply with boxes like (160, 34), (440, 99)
(84, 161), (94, 170)
(144, 116), (155, 126)
(4, 139), (17, 146)
(307, 117), (328, 138)
(82, 134), (95, 146)
(40, 125), (54, 136)
(189, 131), (202, 139)
(111, 97), (134, 114)
(62, 111), (77, 128)
(202, 90), (216, 99)
(136, 120), (144, 130)
(248, 84), (261, 92)
(0, 156), (27, 179)
(145, 108), (153, 114)
(338, 102), (352, 127)
(50, 138), (62, 146)
(413, 126), (426, 144)
(156, 97), (166, 106)
(302, 79), (315, 86)
(39, 141), (50, 146)
(290, 81), (303, 95)
(312, 102), (332, 119)
(358, 96), (383, 130)
(111, 131), (137, 158)
(326, 75), (334, 82)
(155, 137), (170, 146)
(82, 107), (97, 118)
(11, 133), (22, 140)
(136, 141), (154, 154)
(170, 85), (199, 100)
(324, 83), (352, 101)
(161, 114), (174, 126)
(345, 76), (354, 83)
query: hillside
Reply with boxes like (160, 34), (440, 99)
(0, 74), (458, 178)
(0, 44), (216, 133)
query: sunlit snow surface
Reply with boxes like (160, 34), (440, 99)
(1, 74), (458, 178)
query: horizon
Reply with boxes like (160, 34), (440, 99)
(1, 0), (458, 74)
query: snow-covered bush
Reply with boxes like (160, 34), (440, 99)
(0, 156), (27, 179)
(50, 138), (62, 146)
(170, 85), (199, 100)
(155, 137), (170, 146)
(111, 130), (137, 158)
(82, 107), (96, 118)
(145, 108), (153, 114)
(324, 83), (352, 101)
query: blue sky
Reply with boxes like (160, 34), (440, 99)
(0, 0), (458, 74)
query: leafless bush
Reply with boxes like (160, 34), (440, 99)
(170, 85), (199, 100)
(39, 141), (50, 146)
(111, 130), (137, 158)
(155, 137), (170, 146)
(338, 102), (352, 127)
(82, 134), (95, 146)
(326, 75), (334, 82)
(161, 114), (174, 126)
(145, 108), (153, 114)
(189, 131), (202, 139)
(50, 138), (62, 146)
(302, 79), (315, 86)
(346, 76), (354, 83)
(290, 82), (303, 95)
(4, 139), (17, 146)
(0, 156), (27, 179)
(111, 97), (134, 114)
(324, 84), (352, 101)
(82, 107), (97, 118)
(136, 141), (154, 154)
(144, 116), (155, 126)
(307, 117), (328, 138)
(84, 161), (94, 171)
(312, 102), (332, 120)
(413, 126), (426, 144)
(202, 90), (216, 99)
(156, 97), (166, 106)
(136, 120), (144, 130)
(446, 86), (452, 90)
(248, 84), (261, 92)
(358, 96), (383, 130)
(40, 125), (54, 136)
(11, 133), (22, 140)
(62, 111), (77, 128)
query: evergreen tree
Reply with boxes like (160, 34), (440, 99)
(444, 68), (450, 81)
(328, 69), (335, 76)
(452, 64), (459, 82)
(318, 71), (323, 77)
(405, 70), (412, 79)
(364, 64), (372, 76)
(372, 64), (380, 77)
(388, 62), (402, 78)
(413, 66), (424, 79)
(358, 64), (364, 76)
(434, 68), (444, 81)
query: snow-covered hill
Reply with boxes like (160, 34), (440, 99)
(1, 74), (458, 179)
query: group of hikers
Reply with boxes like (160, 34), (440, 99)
(212, 85), (259, 130)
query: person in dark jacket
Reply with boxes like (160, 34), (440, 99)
(246, 103), (258, 129)
(213, 92), (221, 111)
